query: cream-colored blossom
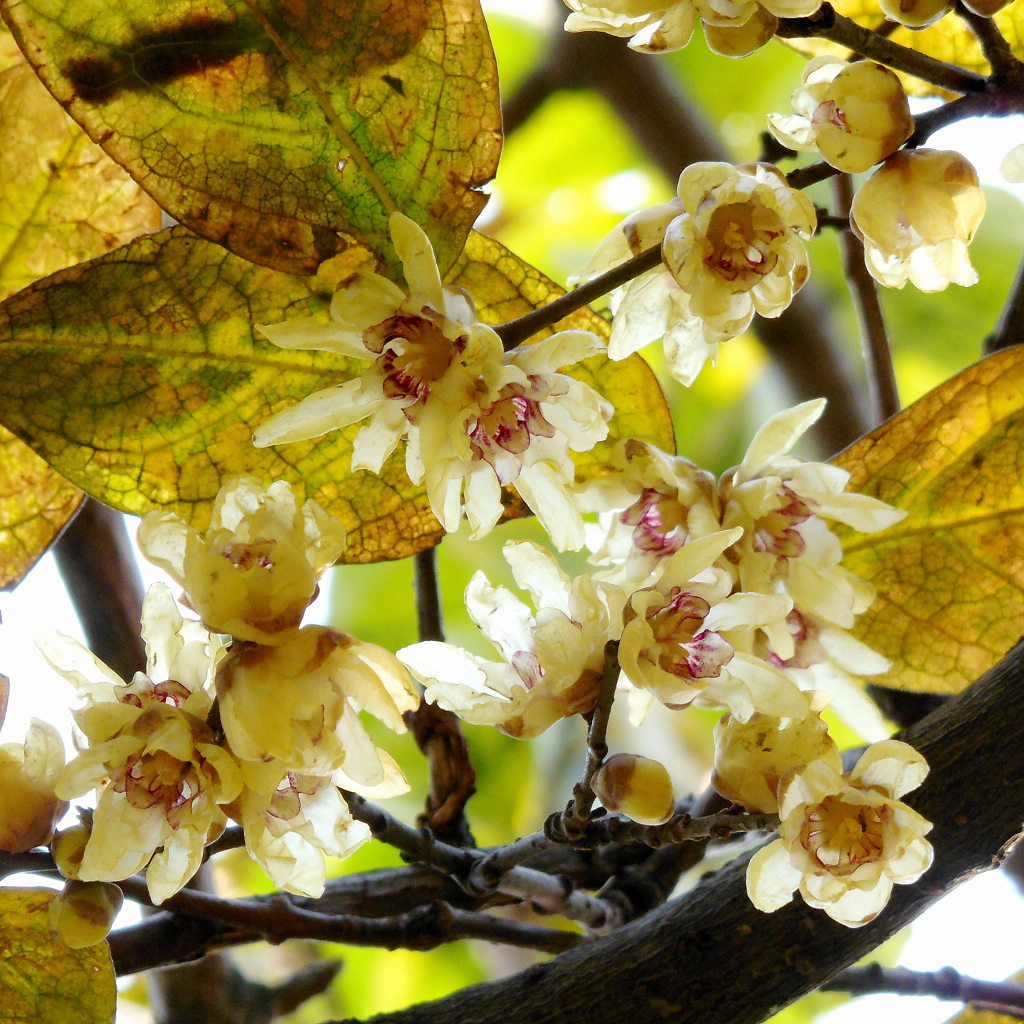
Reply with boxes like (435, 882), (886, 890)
(42, 584), (239, 903)
(561, 0), (819, 54)
(663, 163), (816, 350)
(57, 701), (242, 904)
(216, 625), (418, 783)
(228, 759), (383, 897)
(851, 150), (985, 292)
(719, 399), (906, 655)
(618, 530), (804, 721)
(747, 740), (933, 927)
(712, 692), (839, 813)
(417, 330), (612, 550)
(578, 437), (720, 585)
(0, 719), (66, 853)
(573, 164), (815, 387)
(399, 541), (626, 739)
(138, 476), (346, 646)
(768, 58), (913, 174)
(254, 213), (608, 547)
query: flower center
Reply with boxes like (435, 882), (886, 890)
(469, 382), (556, 484)
(751, 485), (815, 558)
(365, 314), (461, 405)
(800, 795), (889, 875)
(642, 588), (734, 681)
(620, 488), (689, 555)
(705, 202), (783, 283)
(113, 748), (203, 826)
(220, 539), (276, 571)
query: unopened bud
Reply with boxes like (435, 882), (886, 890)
(878, 0), (953, 28)
(594, 753), (674, 825)
(961, 0), (1010, 13)
(48, 880), (123, 949)
(704, 7), (778, 56)
(51, 825), (91, 880)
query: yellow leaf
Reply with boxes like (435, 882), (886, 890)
(1, 0), (502, 276)
(0, 227), (673, 564)
(0, 55), (161, 588)
(0, 428), (83, 591)
(0, 888), (115, 1024)
(834, 346), (1024, 693)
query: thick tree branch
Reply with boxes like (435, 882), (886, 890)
(326, 637), (1024, 1024)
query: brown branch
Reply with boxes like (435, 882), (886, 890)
(777, 5), (987, 93)
(547, 640), (620, 842)
(831, 174), (900, 422)
(52, 498), (146, 680)
(985, 244), (1024, 354)
(323, 636), (1024, 1024)
(957, 1), (1021, 79)
(823, 964), (1024, 1018)
(407, 549), (477, 842)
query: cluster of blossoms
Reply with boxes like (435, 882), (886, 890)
(396, 399), (933, 926)
(40, 477), (418, 907)
(253, 212), (611, 552)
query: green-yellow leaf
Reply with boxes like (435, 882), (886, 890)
(1, 0), (502, 275)
(0, 888), (115, 1024)
(0, 428), (83, 591)
(834, 346), (1024, 693)
(0, 55), (161, 588)
(0, 227), (672, 563)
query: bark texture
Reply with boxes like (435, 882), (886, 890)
(332, 638), (1024, 1024)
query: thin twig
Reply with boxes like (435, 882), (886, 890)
(548, 641), (621, 842)
(547, 809), (780, 850)
(831, 174), (900, 422)
(823, 964), (1024, 1018)
(495, 248), (662, 350)
(957, 1), (1021, 79)
(413, 548), (444, 643)
(985, 245), (1024, 353)
(777, 5), (988, 93)
(492, 865), (623, 932)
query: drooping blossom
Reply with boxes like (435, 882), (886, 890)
(851, 150), (985, 292)
(768, 58), (913, 174)
(138, 476), (347, 646)
(0, 719), (66, 854)
(746, 740), (933, 927)
(253, 213), (609, 548)
(215, 625), (419, 782)
(711, 691), (840, 813)
(399, 541), (626, 739)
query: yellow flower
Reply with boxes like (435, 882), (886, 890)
(768, 58), (914, 174)
(399, 541), (625, 739)
(851, 150), (985, 292)
(254, 213), (608, 547)
(561, 0), (820, 54)
(746, 740), (933, 927)
(0, 719), (66, 854)
(712, 692), (840, 813)
(215, 625), (418, 782)
(138, 476), (346, 646)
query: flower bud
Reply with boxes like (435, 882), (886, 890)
(704, 7), (777, 56)
(878, 0), (953, 27)
(48, 880), (123, 949)
(594, 753), (675, 825)
(851, 150), (985, 292)
(51, 825), (91, 880)
(0, 720), (66, 854)
(961, 0), (1010, 13)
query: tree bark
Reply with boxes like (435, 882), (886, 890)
(331, 637), (1024, 1024)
